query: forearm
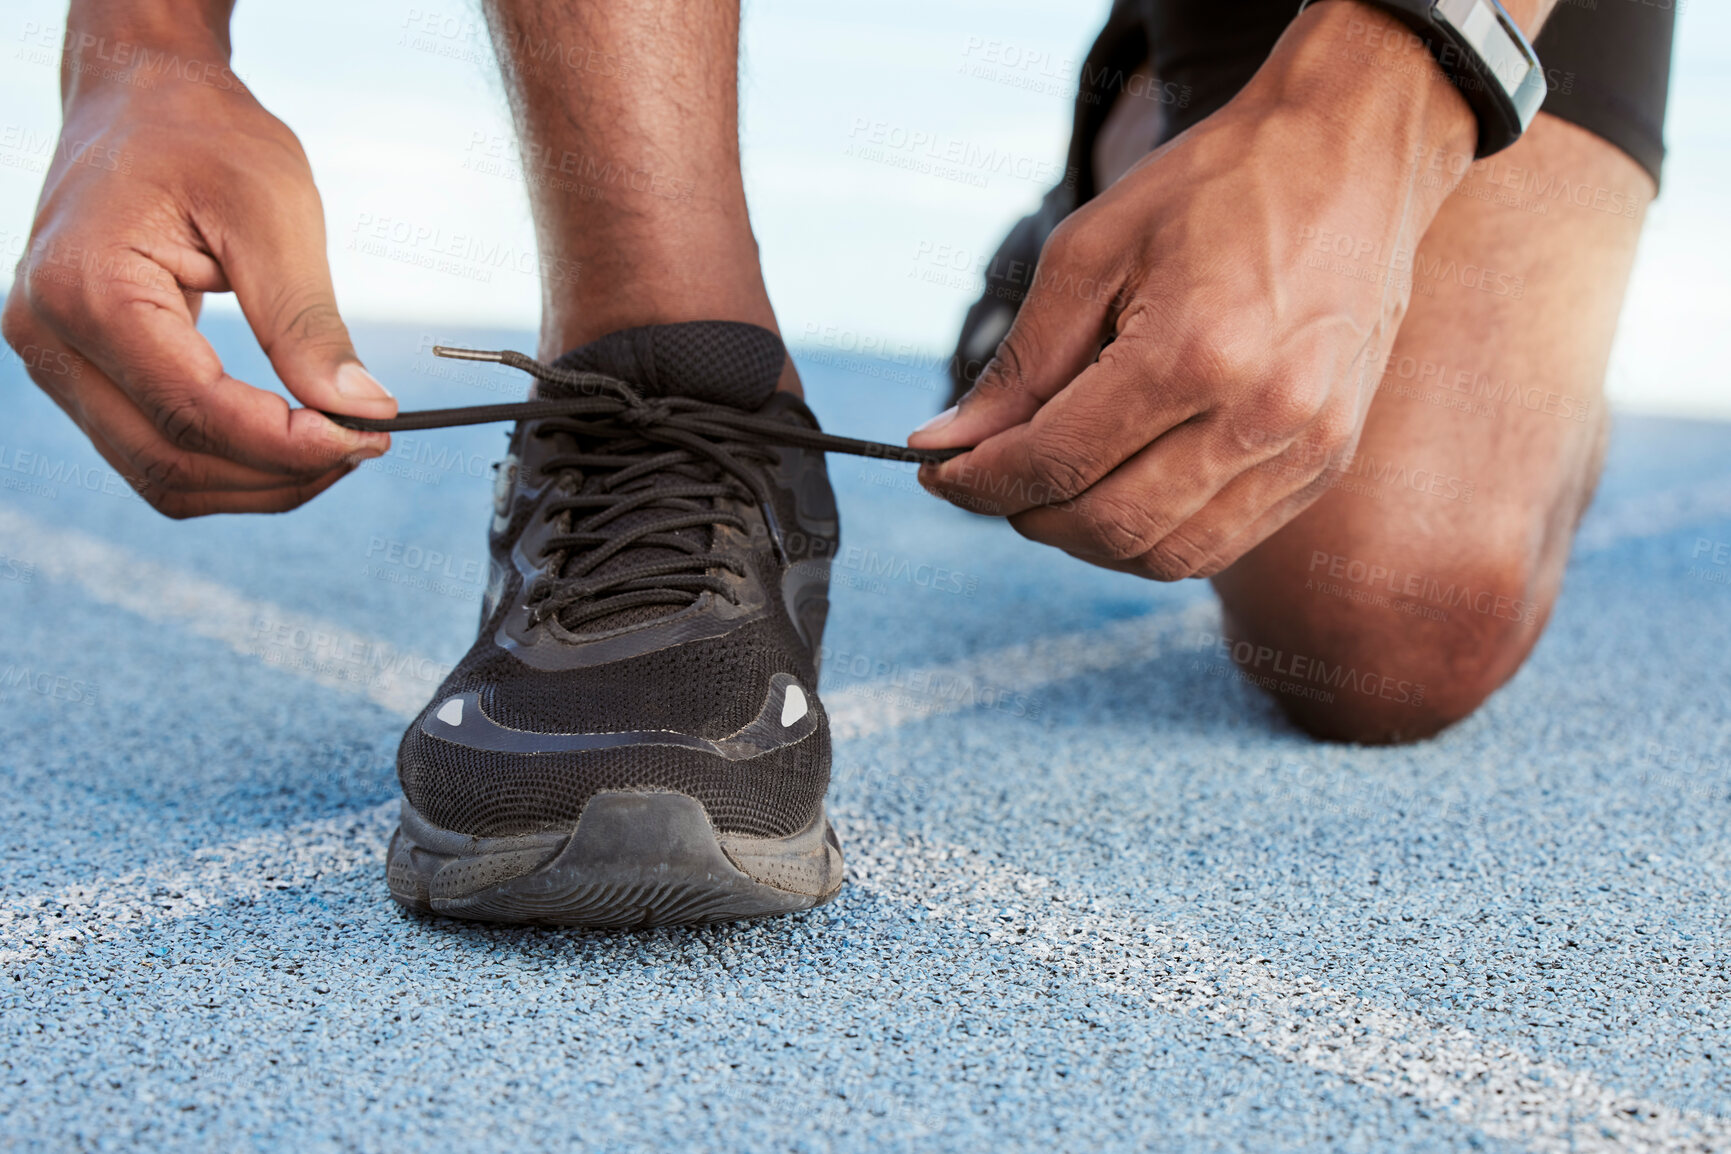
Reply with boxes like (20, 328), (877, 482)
(61, 0), (235, 103)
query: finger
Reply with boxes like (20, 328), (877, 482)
(24, 239), (390, 474)
(1185, 468), (1344, 580)
(999, 417), (1239, 559)
(918, 331), (1204, 517)
(908, 219), (1118, 452)
(203, 153), (397, 421)
(149, 466), (355, 519)
(12, 314), (376, 502)
(1014, 432), (1336, 580)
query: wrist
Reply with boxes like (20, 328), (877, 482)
(63, 0), (236, 104)
(1241, 0), (1480, 209)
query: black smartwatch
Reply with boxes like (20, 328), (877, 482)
(1302, 0), (1549, 157)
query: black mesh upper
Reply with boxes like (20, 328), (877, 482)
(470, 616), (805, 738)
(549, 320), (784, 408)
(397, 321), (839, 840)
(399, 715), (831, 841)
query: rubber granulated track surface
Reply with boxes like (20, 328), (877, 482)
(2, 315), (1729, 1153)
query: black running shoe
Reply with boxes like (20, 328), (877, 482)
(332, 322), (957, 928)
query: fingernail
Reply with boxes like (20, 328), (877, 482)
(336, 362), (393, 400)
(913, 406), (957, 436)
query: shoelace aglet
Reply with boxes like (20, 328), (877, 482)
(433, 345), (507, 363)
(759, 500), (790, 566)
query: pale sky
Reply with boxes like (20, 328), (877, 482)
(1, 0), (1726, 417)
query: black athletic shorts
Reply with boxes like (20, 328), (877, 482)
(1073, 0), (1675, 199)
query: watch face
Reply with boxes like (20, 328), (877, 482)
(1436, 0), (1545, 130)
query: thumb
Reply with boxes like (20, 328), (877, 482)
(909, 225), (1112, 450)
(214, 175), (396, 421)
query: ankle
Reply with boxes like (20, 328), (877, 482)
(537, 261), (803, 396)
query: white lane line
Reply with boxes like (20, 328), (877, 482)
(0, 503), (1218, 737)
(2, 460), (1717, 738)
(823, 600), (1218, 741)
(0, 803), (398, 964)
(0, 507), (447, 720)
(6, 482), (1731, 1146)
(1576, 474), (1731, 555)
(7, 806), (1724, 1153)
(845, 829), (1731, 1154)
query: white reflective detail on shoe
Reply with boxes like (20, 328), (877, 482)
(436, 698), (464, 726)
(781, 683), (808, 727)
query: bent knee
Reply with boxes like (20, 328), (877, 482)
(1215, 555), (1552, 745)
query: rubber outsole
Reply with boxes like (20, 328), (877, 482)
(386, 791), (845, 927)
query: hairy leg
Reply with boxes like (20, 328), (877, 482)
(483, 0), (795, 388)
(1210, 113), (1652, 743)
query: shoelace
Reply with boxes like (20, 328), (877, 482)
(324, 346), (963, 631)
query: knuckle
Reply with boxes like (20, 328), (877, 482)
(260, 284), (347, 357)
(1040, 214), (1103, 273)
(1075, 493), (1164, 561)
(1021, 435), (1095, 503)
(20, 257), (79, 321)
(1139, 531), (1210, 581)
(1039, 218), (1084, 268)
(137, 447), (204, 493)
(1191, 322), (1264, 389)
(1311, 403), (1359, 453)
(1264, 375), (1331, 433)
(977, 326), (1036, 403)
(154, 392), (215, 453)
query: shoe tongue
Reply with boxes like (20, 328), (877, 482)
(547, 321), (784, 410)
(539, 321), (784, 637)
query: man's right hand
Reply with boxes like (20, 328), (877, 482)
(1, 14), (394, 518)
